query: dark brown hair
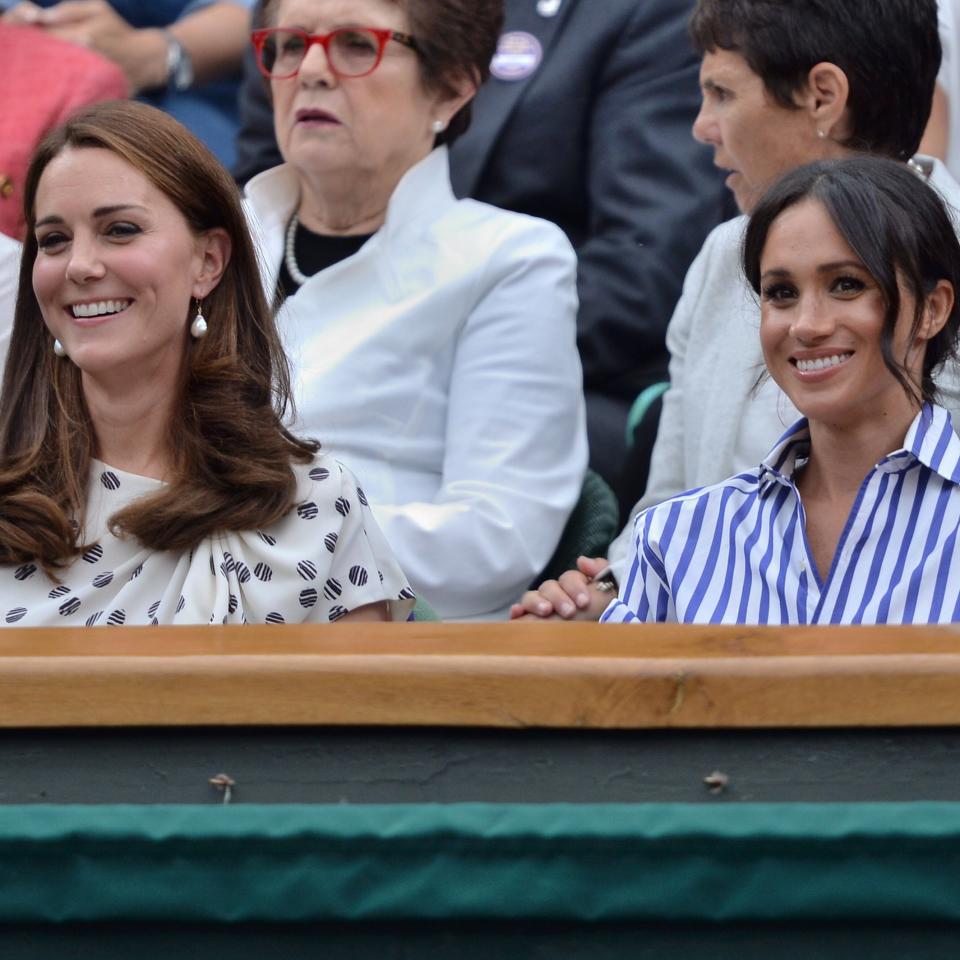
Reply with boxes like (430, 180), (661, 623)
(689, 0), (940, 162)
(260, 0), (503, 145)
(0, 99), (318, 572)
(743, 157), (960, 406)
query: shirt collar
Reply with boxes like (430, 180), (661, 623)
(244, 145), (455, 239)
(758, 404), (960, 492)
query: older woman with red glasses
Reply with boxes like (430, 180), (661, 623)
(243, 0), (587, 621)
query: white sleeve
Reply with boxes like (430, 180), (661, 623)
(373, 220), (588, 619)
(0, 234), (20, 375)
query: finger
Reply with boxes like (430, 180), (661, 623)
(37, 1), (104, 26)
(576, 555), (609, 576)
(537, 579), (581, 619)
(516, 589), (556, 618)
(557, 569), (592, 608)
(3, 2), (43, 24)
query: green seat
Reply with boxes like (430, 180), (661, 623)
(535, 469), (620, 586)
(412, 596), (440, 622)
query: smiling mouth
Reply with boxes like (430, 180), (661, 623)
(70, 299), (132, 319)
(792, 352), (853, 373)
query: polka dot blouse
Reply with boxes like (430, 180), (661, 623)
(1, 454), (414, 626)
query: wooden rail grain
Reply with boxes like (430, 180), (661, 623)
(1, 622), (960, 728)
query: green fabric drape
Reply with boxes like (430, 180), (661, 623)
(3, 802), (960, 923)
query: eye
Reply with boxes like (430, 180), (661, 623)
(105, 221), (141, 240)
(336, 29), (378, 53)
(36, 231), (69, 252)
(761, 282), (797, 304)
(831, 274), (866, 296)
(279, 32), (306, 55)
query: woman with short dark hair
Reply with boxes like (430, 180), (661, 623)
(604, 157), (960, 624)
(0, 100), (412, 626)
(245, 0), (587, 620)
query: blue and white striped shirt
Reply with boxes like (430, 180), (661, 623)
(602, 404), (960, 624)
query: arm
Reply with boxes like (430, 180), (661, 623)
(6, 0), (252, 94)
(373, 221), (588, 620)
(574, 0), (729, 398)
(600, 510), (674, 624)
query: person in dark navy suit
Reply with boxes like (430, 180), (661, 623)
(233, 0), (729, 487)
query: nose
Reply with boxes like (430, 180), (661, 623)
(64, 235), (106, 285)
(790, 293), (836, 342)
(298, 39), (337, 87)
(692, 100), (716, 145)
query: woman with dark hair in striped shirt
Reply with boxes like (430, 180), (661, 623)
(603, 156), (960, 624)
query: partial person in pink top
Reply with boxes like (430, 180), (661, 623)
(0, 22), (127, 239)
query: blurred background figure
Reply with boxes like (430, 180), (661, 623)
(1, 0), (255, 168)
(0, 20), (126, 239)
(921, 0), (960, 179)
(235, 0), (730, 495)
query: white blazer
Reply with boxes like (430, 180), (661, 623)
(245, 147), (588, 619)
(0, 232), (19, 370)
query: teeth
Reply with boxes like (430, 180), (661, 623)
(796, 353), (852, 373)
(71, 300), (131, 319)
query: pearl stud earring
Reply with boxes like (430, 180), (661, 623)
(431, 119), (446, 134)
(53, 338), (67, 358)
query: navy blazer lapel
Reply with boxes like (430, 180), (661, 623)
(450, 0), (573, 197)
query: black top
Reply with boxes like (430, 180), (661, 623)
(278, 222), (373, 301)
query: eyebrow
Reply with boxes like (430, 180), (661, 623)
(760, 259), (865, 280)
(35, 204), (148, 228)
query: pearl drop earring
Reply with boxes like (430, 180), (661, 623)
(432, 119), (446, 134)
(190, 299), (208, 339)
(53, 338), (66, 358)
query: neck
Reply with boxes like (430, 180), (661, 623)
(82, 371), (177, 481)
(800, 404), (919, 501)
(293, 146), (432, 235)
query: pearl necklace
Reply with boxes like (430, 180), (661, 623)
(284, 214), (311, 287)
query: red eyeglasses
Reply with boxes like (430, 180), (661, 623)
(251, 26), (419, 80)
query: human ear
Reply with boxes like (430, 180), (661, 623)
(191, 228), (232, 300)
(918, 279), (955, 341)
(803, 62), (850, 141)
(431, 69), (478, 131)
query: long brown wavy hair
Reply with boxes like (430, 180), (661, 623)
(0, 100), (318, 572)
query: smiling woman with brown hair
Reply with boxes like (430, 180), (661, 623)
(0, 99), (412, 626)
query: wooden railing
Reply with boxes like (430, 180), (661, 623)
(2, 622), (960, 728)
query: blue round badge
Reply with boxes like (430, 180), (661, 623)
(490, 31), (543, 82)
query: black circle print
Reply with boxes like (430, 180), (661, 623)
(297, 560), (317, 581)
(297, 501), (318, 520)
(324, 532), (338, 553)
(335, 497), (351, 517)
(357, 487), (368, 507)
(399, 587), (416, 601)
(265, 612), (286, 624)
(309, 466), (330, 482)
(349, 565), (368, 587)
(106, 609), (126, 626)
(82, 544), (104, 564)
(323, 578), (342, 600)
(257, 531), (277, 546)
(328, 605), (347, 622)
(14, 564), (36, 581)
(148, 601), (161, 619)
(99, 471), (121, 491)
(92, 572), (114, 588)
(59, 597), (81, 617)
(48, 585), (70, 599)
(86, 612), (103, 626)
(235, 562), (251, 584)
(299, 588), (318, 608)
(254, 562), (273, 582)
(5, 608), (26, 624)
(228, 594), (239, 614)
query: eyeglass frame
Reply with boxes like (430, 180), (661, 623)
(251, 26), (419, 80)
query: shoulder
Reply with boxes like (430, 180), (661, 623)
(637, 468), (765, 539)
(695, 215), (749, 271)
(289, 452), (369, 510)
(438, 197), (574, 260)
